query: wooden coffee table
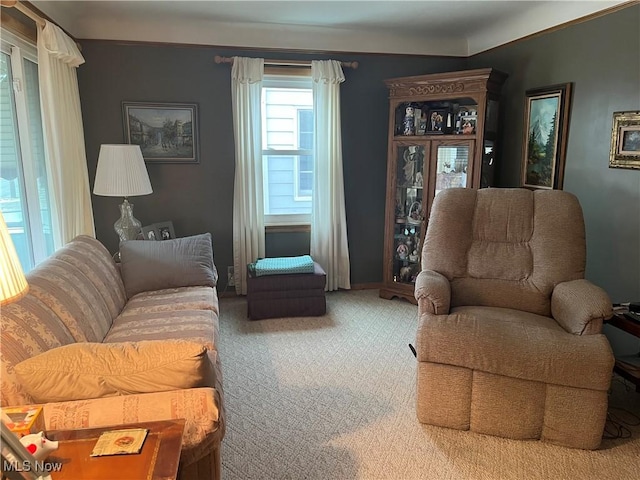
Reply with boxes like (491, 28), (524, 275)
(45, 419), (185, 480)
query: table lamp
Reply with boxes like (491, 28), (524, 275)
(0, 212), (28, 306)
(93, 144), (153, 243)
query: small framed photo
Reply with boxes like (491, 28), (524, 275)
(396, 241), (409, 260)
(141, 225), (158, 240)
(122, 101), (199, 163)
(460, 115), (477, 135)
(609, 111), (640, 170)
(427, 110), (446, 133)
(415, 108), (427, 135)
(154, 221), (176, 240)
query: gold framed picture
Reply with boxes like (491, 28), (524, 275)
(609, 111), (640, 170)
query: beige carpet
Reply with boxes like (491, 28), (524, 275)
(218, 290), (640, 480)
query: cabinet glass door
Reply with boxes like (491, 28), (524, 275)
(393, 144), (425, 285)
(434, 144), (471, 196)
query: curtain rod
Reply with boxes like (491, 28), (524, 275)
(214, 55), (358, 70)
(2, 0), (45, 27)
(2, 0), (83, 50)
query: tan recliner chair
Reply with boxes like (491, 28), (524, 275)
(414, 188), (614, 449)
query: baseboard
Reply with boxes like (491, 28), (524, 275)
(349, 283), (383, 290)
(219, 283), (382, 296)
(218, 290), (241, 298)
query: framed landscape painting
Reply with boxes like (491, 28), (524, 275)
(122, 101), (199, 163)
(521, 83), (572, 190)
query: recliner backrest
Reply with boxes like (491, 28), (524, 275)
(422, 188), (586, 316)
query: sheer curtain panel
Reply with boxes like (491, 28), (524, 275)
(311, 60), (351, 291)
(231, 56), (265, 294)
(37, 21), (94, 248)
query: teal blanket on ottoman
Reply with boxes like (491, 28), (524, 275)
(247, 259), (326, 320)
(251, 255), (315, 277)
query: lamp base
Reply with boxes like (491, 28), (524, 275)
(114, 198), (142, 243)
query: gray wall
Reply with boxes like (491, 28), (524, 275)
(78, 7), (638, 351)
(468, 5), (640, 354)
(77, 43), (464, 286)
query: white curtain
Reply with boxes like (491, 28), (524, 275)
(311, 60), (351, 291)
(231, 57), (265, 294)
(37, 21), (95, 247)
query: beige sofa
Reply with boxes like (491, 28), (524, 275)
(414, 188), (614, 449)
(0, 234), (225, 479)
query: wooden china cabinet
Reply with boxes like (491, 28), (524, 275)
(380, 68), (508, 303)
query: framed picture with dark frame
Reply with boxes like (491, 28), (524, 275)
(427, 109), (446, 133)
(609, 111), (640, 170)
(154, 221), (176, 241)
(141, 225), (158, 240)
(122, 101), (199, 164)
(460, 115), (477, 135)
(521, 83), (573, 190)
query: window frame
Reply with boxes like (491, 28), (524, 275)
(294, 108), (313, 201)
(261, 72), (314, 226)
(1, 29), (51, 270)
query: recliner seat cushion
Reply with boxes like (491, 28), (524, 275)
(416, 306), (614, 391)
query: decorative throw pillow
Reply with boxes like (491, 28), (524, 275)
(14, 340), (216, 403)
(119, 233), (218, 298)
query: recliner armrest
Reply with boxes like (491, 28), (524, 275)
(551, 279), (613, 335)
(414, 270), (451, 316)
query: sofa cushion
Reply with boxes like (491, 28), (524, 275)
(26, 261), (114, 343)
(42, 387), (223, 467)
(120, 286), (218, 316)
(0, 295), (76, 406)
(53, 235), (127, 320)
(15, 340), (216, 403)
(119, 233), (218, 299)
(23, 235), (127, 344)
(104, 292), (218, 350)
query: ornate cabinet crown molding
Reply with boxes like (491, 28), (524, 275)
(408, 82), (465, 96)
(389, 82), (465, 97)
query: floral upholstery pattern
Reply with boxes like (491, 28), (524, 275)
(105, 310), (217, 350)
(0, 296), (75, 406)
(120, 286), (218, 315)
(43, 386), (222, 467)
(53, 236), (127, 318)
(0, 235), (225, 478)
(25, 236), (126, 342)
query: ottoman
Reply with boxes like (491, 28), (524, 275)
(247, 262), (327, 320)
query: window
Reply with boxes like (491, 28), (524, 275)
(0, 30), (53, 272)
(296, 109), (313, 200)
(262, 74), (313, 225)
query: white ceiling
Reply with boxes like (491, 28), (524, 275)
(32, 0), (627, 56)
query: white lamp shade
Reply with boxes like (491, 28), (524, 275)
(93, 144), (153, 197)
(0, 213), (28, 306)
